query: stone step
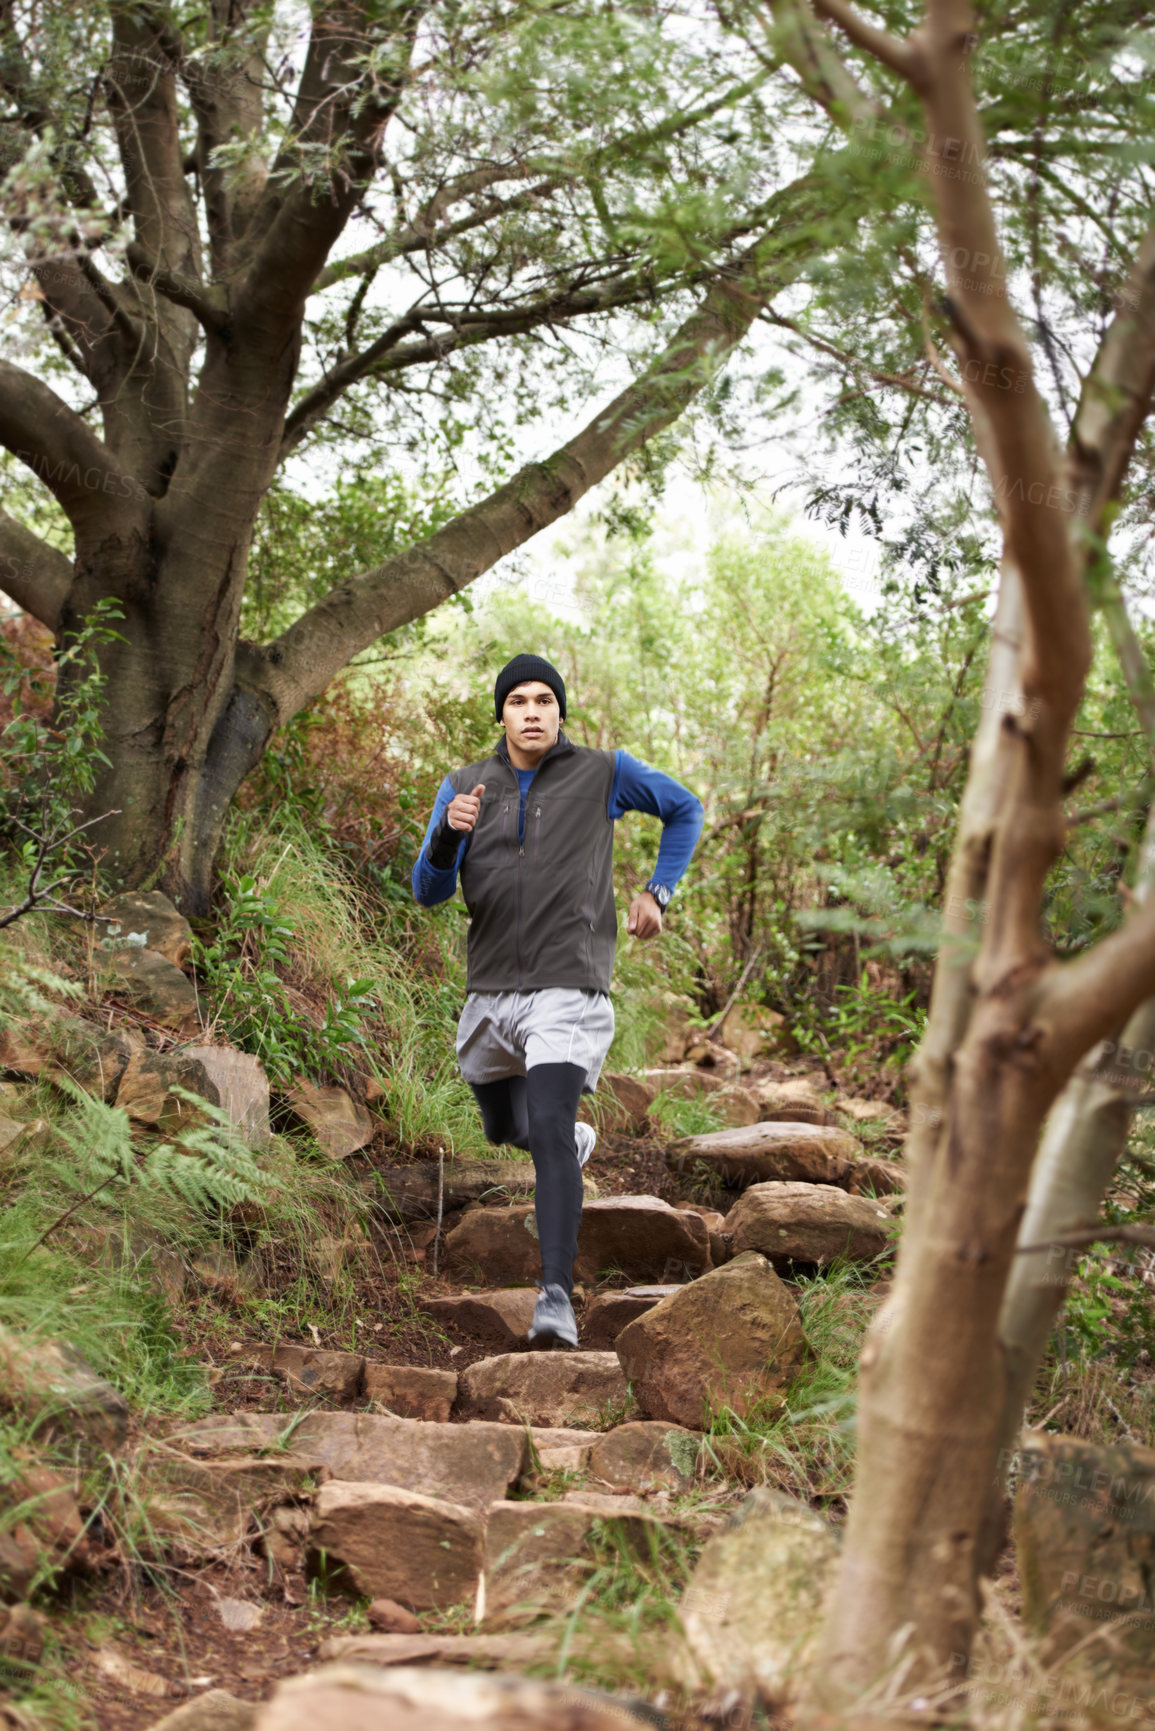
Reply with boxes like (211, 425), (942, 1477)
(669, 1119), (904, 1196)
(723, 1180), (894, 1268)
(444, 1193), (709, 1286)
(422, 1288), (537, 1347)
(581, 1285), (683, 1347)
(370, 1158), (536, 1224)
(458, 1351), (628, 1430)
(167, 1410), (525, 1511)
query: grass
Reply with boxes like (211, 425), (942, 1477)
(702, 1262), (879, 1505)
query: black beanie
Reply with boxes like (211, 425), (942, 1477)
(494, 653), (567, 722)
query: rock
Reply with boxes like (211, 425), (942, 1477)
(583, 1072), (655, 1134)
(0, 1016), (137, 1101)
(318, 1632), (552, 1667)
(0, 1462), (93, 1586)
(367, 1599), (421, 1634)
(527, 1427), (598, 1474)
(101, 890), (193, 967)
(681, 1488), (840, 1703)
(576, 1196), (709, 1285)
(847, 1156), (906, 1198)
(753, 1080), (835, 1126)
(0, 1603), (45, 1663)
(715, 1003), (799, 1065)
(238, 1344), (364, 1405)
(422, 1289), (537, 1348)
(588, 1422), (703, 1493)
(0, 1524), (39, 1601)
(145, 1692), (257, 1731)
(373, 1160), (535, 1225)
(183, 1047), (271, 1147)
(644, 1066), (728, 1099)
(104, 947), (200, 1032)
(0, 1325), (129, 1448)
(283, 1080), (373, 1158)
(615, 1253), (807, 1428)
(668, 1120), (865, 1188)
(654, 994), (695, 1064)
(141, 1453), (321, 1558)
(724, 1182), (893, 1268)
(171, 1411), (526, 1511)
(581, 1287), (682, 1349)
(839, 1097), (907, 1130)
(310, 1481), (483, 1609)
(0, 1114), (28, 1156)
(710, 1085), (761, 1127)
(444, 1195), (709, 1286)
(1014, 1429), (1155, 1675)
(262, 1503), (310, 1572)
(364, 1364), (457, 1423)
(458, 1352), (628, 1429)
(483, 1500), (664, 1624)
(115, 1045), (269, 1151)
(251, 1664), (658, 1731)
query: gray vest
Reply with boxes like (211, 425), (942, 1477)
(449, 737), (618, 993)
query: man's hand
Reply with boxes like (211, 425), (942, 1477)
(627, 891), (663, 940)
(447, 783), (486, 833)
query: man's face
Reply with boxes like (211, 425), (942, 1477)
(502, 681), (560, 756)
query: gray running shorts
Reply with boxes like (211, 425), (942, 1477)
(456, 988), (615, 1090)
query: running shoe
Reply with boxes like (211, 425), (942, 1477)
(575, 1120), (596, 1169)
(527, 1283), (579, 1350)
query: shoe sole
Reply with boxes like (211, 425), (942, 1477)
(527, 1325), (578, 1351)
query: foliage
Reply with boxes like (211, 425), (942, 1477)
(192, 873), (377, 1087)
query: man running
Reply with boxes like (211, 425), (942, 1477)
(412, 652), (704, 1348)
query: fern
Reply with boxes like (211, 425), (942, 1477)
(50, 1079), (263, 1214)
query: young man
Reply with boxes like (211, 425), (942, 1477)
(412, 652), (704, 1348)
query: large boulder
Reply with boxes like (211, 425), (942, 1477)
(644, 1066), (728, 1100)
(724, 1181), (893, 1268)
(101, 890), (193, 966)
(251, 1663), (658, 1731)
(146, 1693), (256, 1731)
(283, 1080), (373, 1158)
(0, 1325), (128, 1449)
(444, 1195), (709, 1287)
(681, 1489), (840, 1703)
(103, 947), (200, 1032)
(0, 1015), (139, 1101)
(615, 1253), (807, 1427)
(669, 1120), (864, 1188)
(421, 1289), (538, 1348)
(752, 1080), (836, 1126)
(1014, 1429), (1155, 1676)
(458, 1352), (628, 1429)
(581, 1286), (681, 1348)
(310, 1482), (483, 1610)
(372, 1159), (536, 1224)
(170, 1410), (525, 1511)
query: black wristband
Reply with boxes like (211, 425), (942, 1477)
(428, 815), (464, 870)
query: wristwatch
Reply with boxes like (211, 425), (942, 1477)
(644, 879), (673, 913)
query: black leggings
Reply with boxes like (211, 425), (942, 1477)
(471, 1062), (586, 1296)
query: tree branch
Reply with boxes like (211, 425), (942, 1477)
(0, 511), (72, 630)
(282, 268), (669, 458)
(185, 0), (271, 277)
(811, 0), (923, 85)
(259, 269), (768, 724)
(235, 6), (419, 336)
(125, 241), (228, 330)
(0, 361), (147, 537)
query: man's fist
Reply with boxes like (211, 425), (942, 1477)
(627, 891), (663, 940)
(447, 783), (486, 833)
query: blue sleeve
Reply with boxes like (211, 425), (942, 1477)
(608, 751), (704, 891)
(411, 777), (467, 907)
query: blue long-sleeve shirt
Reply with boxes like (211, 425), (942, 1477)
(412, 750), (704, 908)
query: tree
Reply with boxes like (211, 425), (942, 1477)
(719, 0), (1155, 1709)
(0, 0), (830, 908)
